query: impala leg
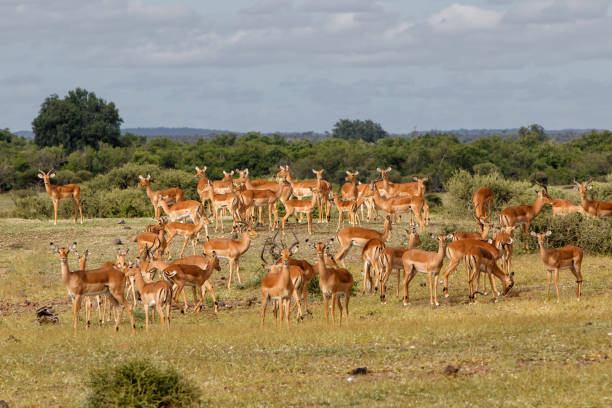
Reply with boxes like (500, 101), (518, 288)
(335, 243), (352, 268)
(323, 294), (330, 326)
(227, 260), (234, 289)
(284, 298), (291, 329)
(53, 199), (59, 225)
(442, 259), (461, 298)
(545, 269), (552, 302)
(571, 263), (582, 300)
(235, 259), (242, 284)
(331, 293), (337, 327)
(344, 291), (350, 326)
(71, 198), (78, 223)
(554, 268), (560, 303)
(155, 303), (165, 327)
(85, 297), (92, 328)
(205, 281), (218, 312)
(261, 296), (268, 327)
(307, 212), (313, 234)
(144, 304), (150, 331)
(336, 295), (343, 327)
(433, 273), (439, 306)
(182, 287), (189, 313)
(130, 276), (137, 305)
(179, 237), (188, 258)
(402, 266), (416, 306)
(193, 285), (204, 312)
(362, 260), (371, 294)
(292, 290), (303, 320)
(96, 295), (103, 325)
(427, 269), (434, 306)
(73, 295), (82, 331)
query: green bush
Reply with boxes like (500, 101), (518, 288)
(444, 170), (532, 217)
(530, 213), (612, 254)
(81, 187), (154, 218)
(84, 359), (200, 408)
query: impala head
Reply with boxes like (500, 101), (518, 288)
(413, 176), (428, 194)
(573, 179), (592, 197)
(534, 181), (553, 204)
(376, 167), (392, 180)
(222, 170), (235, 181)
(194, 166), (208, 178)
(208, 251), (221, 272)
(405, 225), (422, 246)
(430, 234), (453, 245)
(235, 168), (249, 182)
(50, 242), (77, 263)
(530, 230), (552, 246)
(37, 169), (56, 185)
(138, 174), (151, 187)
(312, 238), (335, 258)
(276, 165), (289, 178)
(345, 170), (359, 182)
(312, 169), (325, 179)
(503, 271), (515, 295)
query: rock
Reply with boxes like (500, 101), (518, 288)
(0, 399), (8, 408)
(114, 238), (123, 245)
(36, 306), (59, 325)
(123, 226), (132, 230)
(443, 364), (460, 376)
(350, 367), (367, 375)
(117, 219), (125, 224)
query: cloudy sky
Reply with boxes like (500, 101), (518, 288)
(2, 0), (612, 133)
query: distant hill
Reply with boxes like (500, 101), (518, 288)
(12, 127), (601, 143)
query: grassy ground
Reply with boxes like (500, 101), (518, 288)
(0, 213), (610, 407)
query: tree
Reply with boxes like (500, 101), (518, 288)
(331, 119), (388, 142)
(32, 88), (123, 153)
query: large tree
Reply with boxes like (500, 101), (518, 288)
(331, 119), (388, 142)
(32, 88), (123, 153)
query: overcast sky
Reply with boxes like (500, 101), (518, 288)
(2, 0), (612, 133)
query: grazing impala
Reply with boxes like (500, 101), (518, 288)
(38, 169), (83, 225)
(51, 242), (134, 332)
(335, 216), (392, 267)
(473, 187), (494, 221)
(531, 231), (584, 302)
(574, 179), (612, 217)
(499, 181), (553, 249)
(203, 222), (258, 288)
(452, 217), (492, 241)
(138, 174), (184, 219)
(136, 228), (169, 261)
(401, 234), (452, 307)
(464, 245), (514, 301)
(125, 260), (172, 330)
(361, 238), (385, 295)
(312, 241), (353, 327)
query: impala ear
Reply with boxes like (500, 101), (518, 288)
(50, 242), (59, 253)
(68, 242), (77, 252)
(37, 173), (44, 179)
(487, 239), (493, 244)
(84, 249), (91, 256)
(430, 233), (436, 239)
(509, 238), (513, 244)
(413, 176), (418, 181)
(195, 167), (200, 172)
(422, 177), (428, 182)
(587, 185), (592, 190)
(545, 230), (552, 236)
(446, 234), (454, 240)
(49, 173), (56, 178)
(291, 245), (299, 254)
(530, 231), (537, 236)
(386, 167), (391, 172)
(376, 167), (382, 172)
(147, 174), (151, 179)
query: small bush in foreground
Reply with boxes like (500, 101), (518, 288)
(84, 359), (200, 408)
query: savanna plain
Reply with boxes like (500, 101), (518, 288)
(0, 203), (610, 407)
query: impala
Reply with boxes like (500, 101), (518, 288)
(157, 194), (204, 225)
(381, 172), (428, 199)
(552, 198), (584, 216)
(402, 234), (452, 307)
(165, 216), (209, 258)
(203, 222), (258, 288)
(138, 174), (184, 219)
(499, 181), (553, 249)
(464, 245), (514, 301)
(341, 171), (375, 222)
(330, 191), (359, 231)
(136, 228), (169, 261)
(367, 180), (425, 231)
(452, 217), (492, 241)
(236, 168), (288, 226)
(473, 187), (494, 221)
(335, 216), (392, 267)
(50, 242), (134, 332)
(313, 169), (332, 222)
(163, 252), (221, 313)
(574, 179), (612, 217)
(361, 238), (385, 296)
(380, 225), (422, 299)
(312, 241), (353, 327)
(194, 166), (212, 216)
(38, 169), (83, 225)
(199, 181), (240, 232)
(280, 186), (320, 235)
(125, 260), (172, 330)
(170, 254), (221, 311)
(260, 239), (303, 328)
(441, 236), (512, 299)
(74, 249), (102, 325)
(277, 165), (330, 223)
(531, 231), (584, 302)
(234, 180), (287, 230)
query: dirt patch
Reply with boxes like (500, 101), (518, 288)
(0, 298), (69, 316)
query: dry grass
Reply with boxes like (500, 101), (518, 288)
(0, 214), (611, 407)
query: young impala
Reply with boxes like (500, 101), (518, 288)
(125, 260), (173, 330)
(50, 242), (134, 332)
(38, 169), (83, 225)
(531, 231), (584, 302)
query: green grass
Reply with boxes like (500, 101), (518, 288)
(0, 215), (611, 407)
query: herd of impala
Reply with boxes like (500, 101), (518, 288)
(37, 167), (611, 331)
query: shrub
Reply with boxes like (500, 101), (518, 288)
(84, 359), (200, 408)
(444, 170), (532, 217)
(530, 213), (612, 254)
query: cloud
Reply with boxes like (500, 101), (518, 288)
(429, 4), (502, 33)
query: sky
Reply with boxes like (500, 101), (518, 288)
(1, 0), (612, 133)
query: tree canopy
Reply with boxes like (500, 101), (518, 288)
(32, 88), (123, 153)
(331, 119), (388, 142)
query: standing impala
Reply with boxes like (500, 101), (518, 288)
(277, 165), (330, 223)
(312, 241), (353, 327)
(51, 242), (134, 332)
(138, 175), (184, 219)
(367, 180), (425, 231)
(401, 234), (452, 307)
(380, 225), (422, 299)
(164, 216), (209, 258)
(330, 191), (359, 231)
(279, 185), (320, 235)
(38, 169), (83, 225)
(125, 260), (172, 330)
(473, 187), (494, 221)
(531, 231), (584, 302)
(499, 181), (553, 249)
(199, 181), (240, 232)
(203, 222), (258, 288)
(574, 179), (612, 217)
(157, 195), (204, 225)
(335, 216), (392, 267)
